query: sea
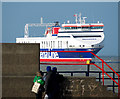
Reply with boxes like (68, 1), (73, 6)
(40, 56), (120, 93)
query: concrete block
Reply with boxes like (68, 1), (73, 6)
(2, 76), (36, 98)
(2, 43), (40, 76)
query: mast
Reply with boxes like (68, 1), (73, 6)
(82, 17), (87, 24)
(74, 14), (78, 24)
(79, 13), (82, 24)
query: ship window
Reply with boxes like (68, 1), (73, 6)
(58, 36), (70, 38)
(66, 41), (68, 48)
(60, 41), (62, 48)
(44, 41), (45, 48)
(79, 45), (81, 47)
(71, 27), (77, 29)
(58, 41), (62, 48)
(82, 27), (90, 29)
(46, 41), (48, 47)
(43, 41), (44, 48)
(73, 35), (101, 38)
(83, 45), (85, 47)
(53, 41), (55, 48)
(49, 41), (50, 47)
(65, 27), (71, 29)
(78, 27), (81, 29)
(91, 27), (103, 29)
(41, 41), (43, 48)
(58, 41), (60, 48)
(91, 45), (94, 47)
(51, 41), (52, 48)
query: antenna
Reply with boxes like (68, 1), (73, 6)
(41, 17), (43, 24)
(24, 24), (29, 38)
(79, 13), (82, 24)
(67, 20), (70, 24)
(82, 17), (87, 24)
(74, 14), (78, 24)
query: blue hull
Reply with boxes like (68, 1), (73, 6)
(40, 48), (102, 59)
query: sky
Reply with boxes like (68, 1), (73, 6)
(2, 2), (118, 56)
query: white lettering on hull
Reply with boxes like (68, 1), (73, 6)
(40, 52), (59, 59)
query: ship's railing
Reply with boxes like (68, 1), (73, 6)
(40, 50), (120, 97)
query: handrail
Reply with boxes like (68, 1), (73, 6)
(90, 51), (119, 76)
(91, 63), (118, 85)
(103, 61), (119, 76)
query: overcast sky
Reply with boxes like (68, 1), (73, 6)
(2, 2), (118, 56)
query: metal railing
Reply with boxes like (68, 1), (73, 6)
(40, 50), (120, 97)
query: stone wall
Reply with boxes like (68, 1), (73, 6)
(62, 77), (117, 98)
(2, 43), (40, 98)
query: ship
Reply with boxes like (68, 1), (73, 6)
(16, 13), (104, 64)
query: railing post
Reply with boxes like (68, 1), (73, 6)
(86, 64), (90, 76)
(99, 72), (101, 82)
(102, 61), (104, 86)
(113, 72), (115, 93)
(71, 72), (73, 76)
(118, 75), (120, 99)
